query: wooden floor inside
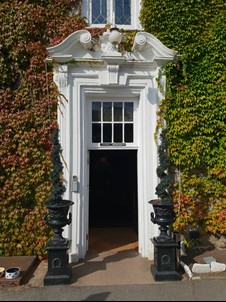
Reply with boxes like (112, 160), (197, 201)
(88, 227), (138, 253)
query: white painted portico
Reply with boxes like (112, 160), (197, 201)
(47, 29), (177, 262)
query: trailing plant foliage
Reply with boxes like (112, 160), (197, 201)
(140, 0), (226, 236)
(0, 0), (87, 256)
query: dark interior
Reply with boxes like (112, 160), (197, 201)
(89, 150), (138, 229)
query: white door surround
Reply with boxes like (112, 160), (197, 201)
(47, 29), (178, 262)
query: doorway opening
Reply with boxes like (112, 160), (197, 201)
(88, 150), (138, 252)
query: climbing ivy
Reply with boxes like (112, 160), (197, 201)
(1, 0), (225, 257)
(0, 0), (87, 257)
(140, 0), (226, 236)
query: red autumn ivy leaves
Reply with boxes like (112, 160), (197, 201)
(0, 0), (86, 256)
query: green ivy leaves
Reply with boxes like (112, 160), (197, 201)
(141, 0), (226, 236)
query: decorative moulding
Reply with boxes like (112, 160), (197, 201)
(132, 33), (147, 52)
(47, 29), (178, 66)
(53, 65), (69, 88)
(101, 55), (125, 85)
(47, 30), (92, 58)
(79, 31), (92, 50)
(132, 32), (178, 65)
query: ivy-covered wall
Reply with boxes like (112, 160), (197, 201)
(140, 0), (226, 237)
(1, 0), (225, 257)
(0, 0), (87, 257)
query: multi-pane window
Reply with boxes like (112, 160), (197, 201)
(92, 0), (131, 25)
(82, 0), (141, 30)
(92, 101), (134, 144)
(92, 0), (107, 24)
(115, 0), (131, 25)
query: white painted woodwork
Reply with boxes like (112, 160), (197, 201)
(47, 29), (178, 262)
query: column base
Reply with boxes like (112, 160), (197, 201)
(151, 263), (180, 282)
(44, 240), (73, 286)
(44, 270), (72, 286)
(151, 237), (181, 282)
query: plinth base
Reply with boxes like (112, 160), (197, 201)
(151, 263), (180, 281)
(44, 272), (72, 286)
(44, 240), (72, 286)
(44, 270), (72, 286)
(151, 237), (180, 282)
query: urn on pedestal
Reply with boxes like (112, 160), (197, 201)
(44, 127), (74, 286)
(150, 129), (180, 281)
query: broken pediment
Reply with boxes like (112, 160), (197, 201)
(47, 28), (178, 66)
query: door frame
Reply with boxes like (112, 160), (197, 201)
(78, 85), (156, 259)
(63, 80), (159, 263)
(85, 91), (140, 252)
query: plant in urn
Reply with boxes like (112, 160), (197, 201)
(149, 128), (180, 281)
(44, 127), (74, 286)
(149, 128), (176, 242)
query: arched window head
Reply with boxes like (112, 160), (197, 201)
(82, 0), (142, 30)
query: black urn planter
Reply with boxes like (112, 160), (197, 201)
(149, 199), (180, 281)
(45, 200), (74, 245)
(44, 200), (74, 286)
(150, 199), (176, 243)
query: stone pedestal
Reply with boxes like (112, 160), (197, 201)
(44, 240), (72, 286)
(151, 237), (180, 281)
